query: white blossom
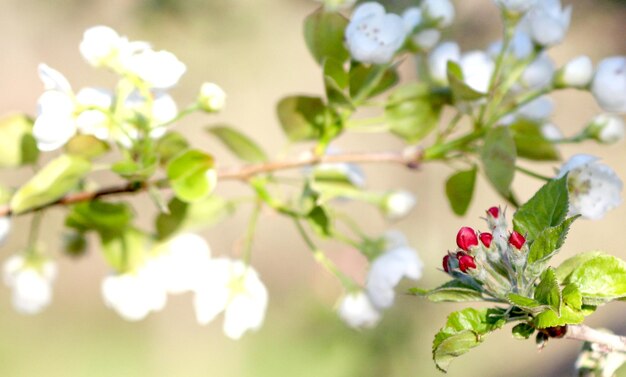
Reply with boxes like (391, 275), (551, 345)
(198, 82), (226, 113)
(421, 0), (455, 28)
(384, 190), (417, 220)
(122, 49), (186, 89)
(488, 32), (533, 60)
(154, 233), (212, 294)
(122, 91), (179, 142)
(522, 54), (555, 89)
(402, 7), (422, 33)
(558, 154), (623, 220)
(345, 2), (407, 65)
(80, 26), (124, 67)
(428, 41), (460, 84)
(541, 123), (563, 141)
(0, 216), (11, 245)
(365, 233), (423, 309)
(524, 0), (572, 47)
(412, 29), (440, 50)
(75, 87), (113, 140)
(494, 0), (538, 14)
(558, 56), (594, 88)
(588, 114), (625, 144)
(459, 51), (495, 93)
(591, 56), (626, 113)
(338, 291), (381, 329)
(3, 255), (57, 315)
(101, 261), (167, 321)
(193, 258), (268, 339)
(517, 95), (554, 121)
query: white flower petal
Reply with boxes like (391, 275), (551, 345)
(421, 0), (455, 28)
(338, 292), (381, 329)
(38, 64), (72, 93)
(123, 49), (186, 89)
(385, 190), (417, 220)
(428, 41), (460, 84)
(80, 26), (123, 67)
(591, 56), (626, 114)
(561, 56), (593, 88)
(0, 217), (11, 245)
(460, 51), (495, 93)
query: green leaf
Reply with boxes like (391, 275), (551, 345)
(323, 58), (348, 89)
(446, 61), (486, 101)
(527, 216), (577, 266)
(433, 308), (505, 372)
(385, 84), (441, 142)
(480, 127), (516, 198)
(63, 231), (88, 258)
(534, 268), (562, 314)
(112, 154), (158, 180)
(307, 205), (332, 238)
(533, 304), (585, 329)
(0, 113), (39, 167)
(510, 119), (560, 161)
(166, 149), (216, 203)
(507, 293), (551, 314)
(65, 201), (134, 236)
(155, 131), (189, 165)
(10, 154), (91, 214)
(155, 196), (235, 240)
(100, 227), (147, 273)
(303, 10), (349, 65)
(409, 280), (484, 302)
(65, 135), (110, 159)
(350, 64), (399, 100)
(511, 323), (535, 340)
(558, 252), (626, 305)
(206, 125), (268, 163)
(445, 166), (477, 216)
(513, 175), (569, 241)
(276, 96), (327, 142)
(562, 283), (583, 310)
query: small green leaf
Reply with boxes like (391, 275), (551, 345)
(533, 304), (585, 329)
(100, 227), (147, 273)
(323, 58), (349, 89)
(558, 252), (626, 305)
(65, 135), (110, 159)
(556, 252), (605, 282)
(0, 113), (39, 167)
(166, 149), (216, 203)
(507, 293), (551, 314)
(527, 216), (578, 268)
(303, 10), (349, 65)
(111, 154), (158, 181)
(511, 323), (535, 340)
(445, 166), (477, 216)
(350, 64), (399, 100)
(65, 201), (134, 236)
(155, 196), (235, 240)
(206, 125), (268, 163)
(277, 96), (327, 142)
(513, 175), (569, 241)
(385, 84), (441, 142)
(510, 119), (560, 161)
(307, 205), (332, 238)
(562, 284), (583, 310)
(155, 131), (189, 165)
(534, 268), (562, 314)
(481, 127), (516, 198)
(63, 231), (88, 258)
(446, 61), (486, 101)
(409, 280), (484, 302)
(10, 155), (91, 214)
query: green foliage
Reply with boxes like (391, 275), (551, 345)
(480, 127), (516, 198)
(534, 268), (562, 314)
(277, 96), (328, 142)
(511, 323), (535, 340)
(558, 252), (626, 305)
(303, 10), (349, 65)
(409, 280), (484, 302)
(206, 125), (268, 163)
(10, 155), (91, 214)
(510, 119), (560, 161)
(526, 216), (577, 273)
(385, 84), (442, 142)
(507, 294), (550, 314)
(0, 113), (39, 167)
(65, 135), (110, 160)
(155, 131), (189, 165)
(155, 196), (235, 240)
(101, 227), (147, 273)
(350, 64), (399, 101)
(323, 59), (352, 108)
(445, 166), (477, 216)
(112, 154), (158, 180)
(307, 205), (332, 238)
(65, 201), (134, 236)
(166, 149), (216, 203)
(446, 61), (485, 101)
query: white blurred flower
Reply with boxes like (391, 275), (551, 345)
(310, 147), (366, 188)
(522, 54), (555, 89)
(75, 87), (113, 140)
(365, 233), (423, 309)
(412, 29), (440, 50)
(101, 261), (167, 321)
(193, 259), (268, 340)
(488, 32), (533, 60)
(155, 233), (212, 294)
(3, 255), (56, 315)
(494, 0), (538, 14)
(459, 51), (495, 93)
(558, 56), (594, 88)
(517, 95), (554, 121)
(541, 123), (563, 141)
(587, 114), (625, 144)
(402, 7), (422, 33)
(0, 216), (11, 245)
(80, 26), (125, 67)
(123, 91), (178, 142)
(524, 0), (572, 47)
(428, 41), (460, 84)
(421, 0), (455, 28)
(198, 82), (226, 113)
(122, 49), (186, 89)
(345, 2), (407, 65)
(338, 291), (381, 329)
(558, 154), (623, 220)
(591, 56), (626, 114)
(384, 190), (416, 220)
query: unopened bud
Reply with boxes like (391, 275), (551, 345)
(479, 232), (493, 248)
(456, 252), (476, 273)
(198, 82), (226, 113)
(585, 114), (625, 144)
(545, 325), (567, 338)
(456, 227), (478, 251)
(509, 231), (526, 249)
(555, 56), (593, 89)
(442, 254), (451, 273)
(487, 206), (499, 219)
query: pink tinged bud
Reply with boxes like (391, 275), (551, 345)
(479, 233), (493, 248)
(456, 227), (478, 251)
(442, 255), (451, 273)
(509, 231), (526, 249)
(487, 206), (499, 218)
(456, 252), (476, 273)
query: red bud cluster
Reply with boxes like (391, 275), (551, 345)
(456, 227), (478, 251)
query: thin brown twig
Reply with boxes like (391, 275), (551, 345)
(0, 149), (423, 217)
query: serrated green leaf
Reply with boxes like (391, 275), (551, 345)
(155, 196), (235, 240)
(510, 119), (560, 161)
(65, 201), (133, 236)
(65, 135), (110, 159)
(166, 149), (216, 203)
(513, 175), (569, 242)
(533, 304), (585, 329)
(0, 113), (39, 167)
(445, 166), (477, 216)
(433, 308), (505, 372)
(534, 268), (562, 314)
(446, 61), (486, 101)
(385, 84), (441, 142)
(559, 252), (626, 305)
(527, 216), (578, 268)
(481, 127), (516, 198)
(555, 252), (605, 282)
(206, 125), (267, 163)
(303, 10), (349, 65)
(507, 293), (551, 314)
(512, 323), (535, 340)
(155, 131), (189, 165)
(562, 283), (582, 310)
(409, 280), (484, 302)
(10, 154), (91, 214)
(277, 96), (327, 142)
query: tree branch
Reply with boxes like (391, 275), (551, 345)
(565, 325), (626, 353)
(0, 148), (423, 217)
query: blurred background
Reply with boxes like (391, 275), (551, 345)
(0, 0), (625, 376)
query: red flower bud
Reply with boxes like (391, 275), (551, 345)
(456, 227), (478, 251)
(479, 232), (493, 248)
(442, 255), (451, 273)
(456, 252), (476, 273)
(487, 206), (500, 218)
(509, 231), (526, 249)
(545, 325), (567, 338)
